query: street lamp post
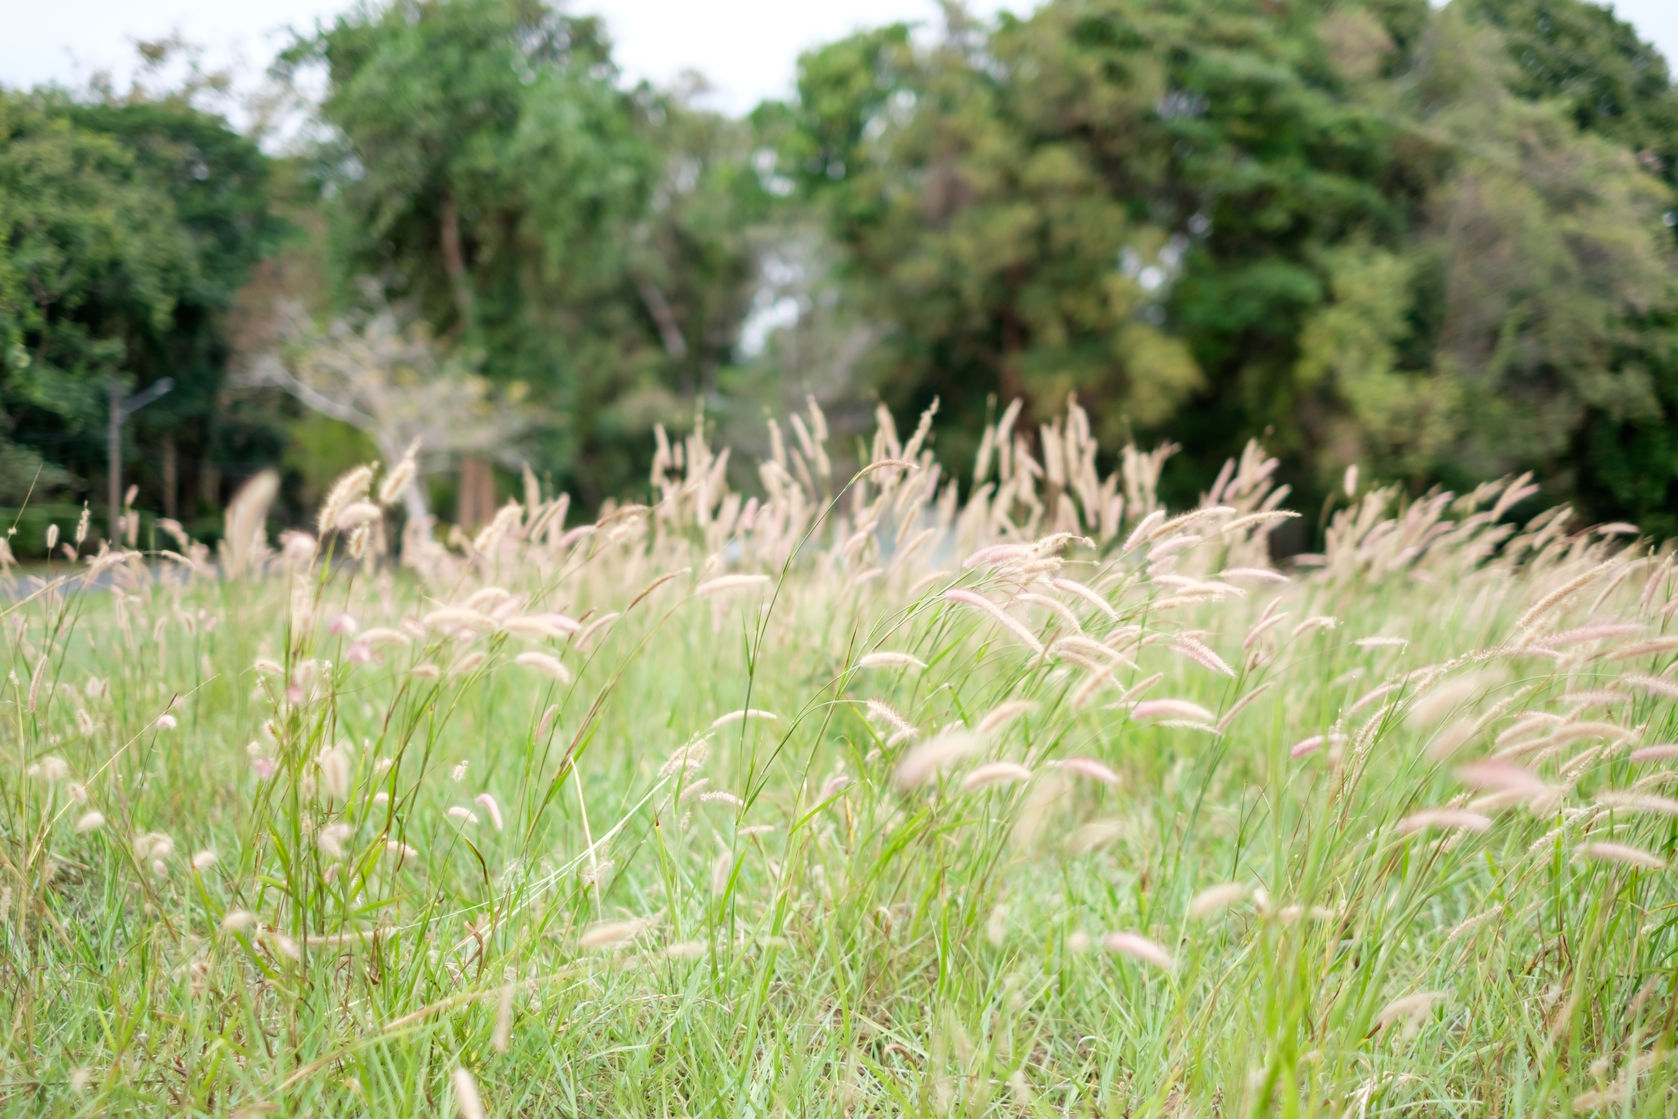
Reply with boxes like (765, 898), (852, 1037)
(107, 374), (174, 541)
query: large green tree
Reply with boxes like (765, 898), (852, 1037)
(282, 0), (767, 500)
(0, 86), (277, 529)
(774, 0), (1677, 522)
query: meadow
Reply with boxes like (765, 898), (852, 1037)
(5, 399), (1678, 1116)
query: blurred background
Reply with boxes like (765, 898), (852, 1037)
(4, 0), (1678, 551)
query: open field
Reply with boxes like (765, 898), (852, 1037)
(5, 401), (1678, 1116)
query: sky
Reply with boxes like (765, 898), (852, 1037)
(5, 0), (1673, 119)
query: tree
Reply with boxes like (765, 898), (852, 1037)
(0, 79), (279, 530)
(280, 0), (766, 503)
(243, 296), (534, 523)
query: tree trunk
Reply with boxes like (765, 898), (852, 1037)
(440, 189), (475, 330)
(162, 433), (178, 521)
(458, 455), (495, 529)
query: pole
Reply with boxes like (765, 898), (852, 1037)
(107, 374), (121, 542)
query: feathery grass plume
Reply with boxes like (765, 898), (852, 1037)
(710, 709), (781, 729)
(190, 850), (217, 871)
(316, 464), (374, 538)
(1169, 636), (1235, 677)
(1354, 636), (1409, 650)
(1375, 991), (1444, 1032)
(856, 651), (927, 671)
(1533, 621), (1644, 649)
(492, 982), (515, 1054)
(1102, 932), (1176, 971)
(378, 438), (420, 506)
(698, 790), (745, 808)
(580, 918), (648, 948)
(711, 851), (733, 896)
(1223, 509), (1299, 535)
(943, 588), (1045, 654)
(1343, 464), (1359, 496)
(1219, 566), (1290, 585)
(1579, 842), (1664, 869)
(659, 737), (709, 778)
(1130, 698), (1216, 724)
(1396, 809), (1492, 834)
(1290, 733), (1347, 759)
(1596, 791), (1678, 816)
(1443, 906), (1503, 947)
(865, 699), (916, 744)
(332, 501), (383, 533)
(423, 606), (495, 632)
(446, 806), (479, 826)
(1056, 756), (1120, 785)
(513, 651), (571, 684)
(316, 823), (353, 859)
(576, 612), (620, 648)
(500, 613), (580, 639)
(1017, 591), (1083, 633)
(1455, 758), (1553, 801)
(220, 910), (256, 934)
(1624, 674), (1678, 700)
(452, 1067), (485, 1119)
(1513, 559), (1621, 637)
(1629, 744), (1678, 762)
(1051, 577), (1119, 619)
(1290, 615), (1340, 639)
(1189, 883), (1249, 918)
(1605, 636), (1678, 661)
(74, 811), (105, 834)
(961, 762), (1034, 790)
(475, 793), (505, 831)
(695, 573), (771, 597)
(977, 700), (1037, 737)
(896, 731), (982, 790)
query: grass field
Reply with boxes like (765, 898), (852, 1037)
(5, 400), (1678, 1116)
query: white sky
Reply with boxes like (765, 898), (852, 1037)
(4, 0), (1675, 118)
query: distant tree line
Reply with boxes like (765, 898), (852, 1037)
(4, 0), (1678, 548)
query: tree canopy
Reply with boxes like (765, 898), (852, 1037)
(5, 0), (1678, 543)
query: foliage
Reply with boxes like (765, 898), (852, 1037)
(775, 0), (1677, 519)
(280, 0), (768, 501)
(0, 83), (281, 517)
